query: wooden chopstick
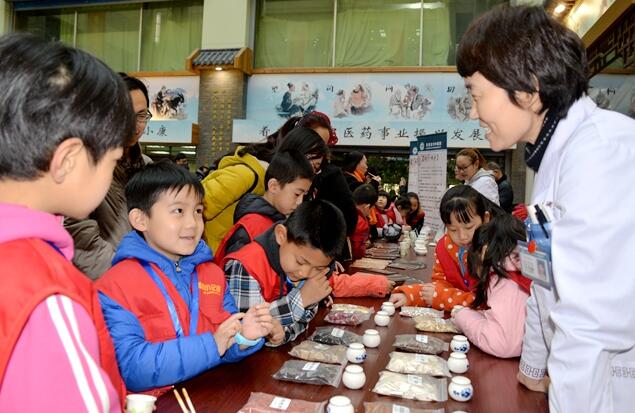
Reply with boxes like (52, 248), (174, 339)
(182, 388), (197, 413)
(173, 388), (189, 413)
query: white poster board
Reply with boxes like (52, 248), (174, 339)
(411, 133), (447, 233)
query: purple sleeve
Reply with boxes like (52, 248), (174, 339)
(0, 294), (122, 412)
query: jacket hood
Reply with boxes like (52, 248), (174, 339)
(234, 193), (285, 222)
(112, 231), (213, 276)
(467, 168), (496, 184)
(0, 202), (75, 260)
(218, 146), (267, 174)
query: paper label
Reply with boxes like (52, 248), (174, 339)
(393, 405), (411, 413)
(303, 362), (320, 371)
(407, 374), (422, 385)
(415, 334), (428, 343)
(331, 328), (344, 337)
(415, 354), (430, 363)
(269, 397), (291, 410)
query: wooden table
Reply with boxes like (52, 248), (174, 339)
(156, 247), (548, 412)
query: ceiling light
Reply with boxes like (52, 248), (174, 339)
(215, 66), (223, 71)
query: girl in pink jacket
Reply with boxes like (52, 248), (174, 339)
(452, 215), (531, 358)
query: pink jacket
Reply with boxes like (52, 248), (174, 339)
(453, 276), (529, 358)
(0, 203), (121, 412)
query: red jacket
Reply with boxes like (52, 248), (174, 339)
(0, 239), (125, 406)
(214, 213), (274, 265)
(350, 209), (370, 259)
(224, 241), (284, 302)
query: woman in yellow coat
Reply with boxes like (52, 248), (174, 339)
(202, 145), (268, 252)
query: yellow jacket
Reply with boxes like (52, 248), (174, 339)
(202, 147), (267, 252)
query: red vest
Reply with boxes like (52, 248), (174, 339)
(214, 213), (274, 265)
(0, 239), (126, 407)
(224, 241), (285, 303)
(435, 234), (478, 292)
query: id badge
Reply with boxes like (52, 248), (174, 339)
(518, 241), (553, 289)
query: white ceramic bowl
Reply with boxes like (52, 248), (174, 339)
(346, 343), (367, 364)
(374, 310), (390, 326)
(342, 365), (366, 390)
(362, 329), (381, 348)
(449, 376), (473, 402)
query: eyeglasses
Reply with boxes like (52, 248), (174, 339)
(135, 110), (153, 123)
(454, 162), (473, 172)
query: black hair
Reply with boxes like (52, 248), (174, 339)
(352, 184), (378, 206)
(125, 160), (203, 214)
(395, 196), (411, 211)
(406, 192), (421, 209)
(487, 161), (502, 172)
(377, 190), (390, 199)
(468, 214), (526, 308)
(265, 149), (314, 189)
(277, 127), (329, 169)
(174, 153), (188, 162)
(120, 72), (149, 107)
(284, 199), (346, 259)
(440, 185), (503, 225)
(0, 33), (134, 180)
(342, 151), (365, 173)
(456, 5), (588, 119)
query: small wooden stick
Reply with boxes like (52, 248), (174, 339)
(173, 388), (189, 413)
(182, 388), (197, 413)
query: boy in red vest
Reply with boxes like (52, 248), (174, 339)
(215, 149), (314, 263)
(97, 162), (276, 394)
(0, 33), (129, 411)
(225, 200), (346, 345)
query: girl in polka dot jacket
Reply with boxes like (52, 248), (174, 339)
(451, 214), (531, 358)
(390, 185), (502, 311)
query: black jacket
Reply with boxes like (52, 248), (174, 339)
(496, 174), (514, 213)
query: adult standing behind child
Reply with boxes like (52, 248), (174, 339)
(454, 148), (499, 205)
(0, 33), (131, 412)
(65, 73), (152, 279)
(97, 162), (276, 394)
(457, 5), (635, 410)
(487, 161), (514, 213)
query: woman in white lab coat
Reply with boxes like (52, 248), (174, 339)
(456, 5), (635, 412)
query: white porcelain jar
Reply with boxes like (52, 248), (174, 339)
(447, 352), (469, 374)
(326, 395), (354, 413)
(342, 365), (366, 390)
(381, 301), (395, 316)
(346, 343), (367, 364)
(374, 310), (390, 327)
(362, 329), (381, 348)
(450, 335), (470, 353)
(448, 376), (473, 402)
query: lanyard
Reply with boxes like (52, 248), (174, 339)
(457, 247), (470, 289)
(286, 276), (305, 291)
(140, 261), (199, 338)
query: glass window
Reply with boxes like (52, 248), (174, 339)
(14, 9), (74, 44)
(140, 1), (203, 71)
(75, 4), (140, 73)
(336, 0), (421, 67)
(255, 0), (334, 68)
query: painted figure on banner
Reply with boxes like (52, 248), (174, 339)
(447, 93), (473, 121)
(276, 81), (319, 118)
(388, 84), (431, 119)
(151, 86), (186, 120)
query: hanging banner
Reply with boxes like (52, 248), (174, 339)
(233, 73), (488, 148)
(410, 133), (447, 233)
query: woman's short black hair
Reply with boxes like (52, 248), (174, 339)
(125, 160), (203, 214)
(342, 151), (365, 173)
(277, 127), (329, 162)
(284, 199), (346, 259)
(0, 33), (135, 179)
(120, 72), (149, 106)
(457, 5), (588, 118)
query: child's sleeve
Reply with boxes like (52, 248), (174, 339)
(218, 286), (264, 363)
(429, 258), (475, 311)
(391, 283), (427, 306)
(519, 286), (549, 382)
(453, 278), (529, 358)
(98, 292), (222, 392)
(330, 273), (390, 297)
(0, 295), (122, 412)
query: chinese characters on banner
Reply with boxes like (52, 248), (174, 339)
(409, 133), (448, 233)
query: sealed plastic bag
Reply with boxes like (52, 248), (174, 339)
(363, 402), (444, 413)
(413, 315), (459, 333)
(330, 303), (374, 314)
(272, 360), (344, 387)
(393, 334), (449, 355)
(308, 326), (362, 346)
(386, 352), (451, 377)
(288, 340), (348, 365)
(324, 310), (371, 325)
(399, 306), (444, 318)
(372, 371), (448, 402)
(237, 392), (325, 413)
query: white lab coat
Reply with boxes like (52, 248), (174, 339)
(520, 96), (635, 412)
(465, 168), (500, 205)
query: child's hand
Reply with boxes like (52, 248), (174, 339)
(241, 303), (273, 340)
(451, 305), (465, 319)
(267, 318), (285, 346)
(517, 371), (550, 393)
(385, 279), (396, 293)
(214, 312), (243, 356)
(389, 293), (407, 308)
(300, 273), (332, 307)
(420, 283), (435, 305)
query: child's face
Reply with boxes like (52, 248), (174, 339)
(446, 210), (487, 249)
(409, 197), (419, 211)
(376, 196), (388, 210)
(136, 186), (204, 261)
(357, 203), (371, 217)
(274, 225), (332, 282)
(397, 207), (409, 219)
(270, 177), (312, 216)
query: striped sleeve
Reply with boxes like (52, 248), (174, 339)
(0, 295), (121, 413)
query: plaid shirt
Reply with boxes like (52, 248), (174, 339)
(225, 259), (317, 346)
